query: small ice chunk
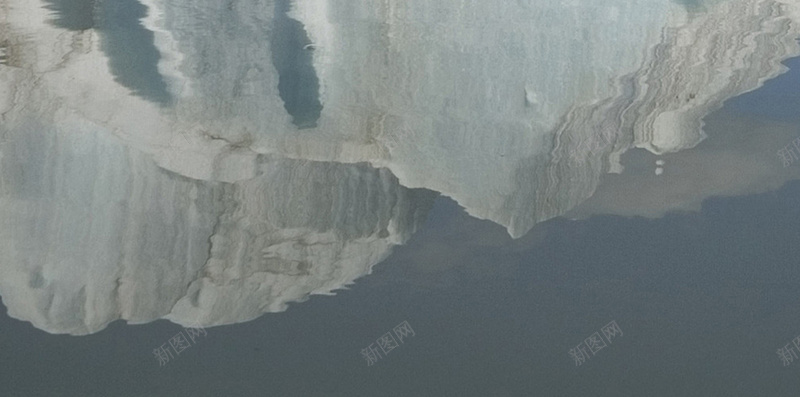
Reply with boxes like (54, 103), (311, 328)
(524, 87), (538, 106)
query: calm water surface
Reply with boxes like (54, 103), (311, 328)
(2, 2), (800, 397)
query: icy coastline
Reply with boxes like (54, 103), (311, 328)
(1, 0), (800, 333)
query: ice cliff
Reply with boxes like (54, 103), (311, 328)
(1, 0), (799, 333)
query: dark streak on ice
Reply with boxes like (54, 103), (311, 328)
(671, 0), (709, 13)
(96, 0), (171, 105)
(41, 0), (172, 106)
(42, 0), (96, 31)
(271, 0), (323, 129)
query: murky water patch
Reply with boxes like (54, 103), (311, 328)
(270, 0), (323, 129)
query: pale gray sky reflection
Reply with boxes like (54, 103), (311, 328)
(569, 55), (800, 221)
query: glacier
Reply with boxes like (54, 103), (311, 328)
(1, 0), (799, 333)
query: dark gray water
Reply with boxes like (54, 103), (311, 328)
(271, 0), (323, 129)
(3, 182), (800, 396)
(726, 54), (800, 123)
